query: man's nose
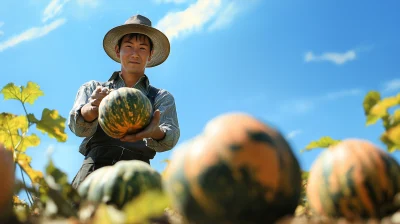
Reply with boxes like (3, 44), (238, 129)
(129, 47), (139, 57)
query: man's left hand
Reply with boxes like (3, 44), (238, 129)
(120, 110), (165, 142)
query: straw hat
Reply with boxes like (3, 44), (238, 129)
(103, 14), (170, 67)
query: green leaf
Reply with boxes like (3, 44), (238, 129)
(380, 133), (398, 153)
(92, 204), (119, 224)
(1, 82), (44, 104)
(390, 109), (400, 127)
(35, 109), (68, 142)
(0, 113), (28, 133)
(0, 113), (29, 151)
(367, 93), (400, 126)
(363, 91), (381, 125)
(16, 153), (32, 164)
(386, 125), (400, 147)
(301, 136), (341, 153)
(27, 113), (39, 123)
(17, 154), (43, 184)
(46, 159), (69, 187)
(16, 134), (40, 152)
(363, 91), (381, 115)
(42, 159), (81, 218)
(124, 190), (170, 224)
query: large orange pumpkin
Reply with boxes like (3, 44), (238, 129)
(0, 144), (15, 219)
(163, 112), (302, 224)
(306, 139), (400, 221)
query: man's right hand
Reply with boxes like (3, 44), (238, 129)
(81, 86), (111, 122)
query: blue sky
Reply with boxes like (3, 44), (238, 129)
(1, 0), (400, 191)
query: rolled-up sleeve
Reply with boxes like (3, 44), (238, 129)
(145, 90), (180, 152)
(68, 81), (101, 137)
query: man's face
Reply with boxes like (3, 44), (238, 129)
(116, 34), (153, 75)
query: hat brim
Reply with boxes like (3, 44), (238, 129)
(103, 24), (170, 67)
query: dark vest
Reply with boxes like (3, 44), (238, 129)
(79, 72), (160, 164)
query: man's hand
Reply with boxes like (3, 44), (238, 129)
(81, 86), (111, 122)
(120, 110), (166, 142)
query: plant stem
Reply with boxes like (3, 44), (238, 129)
(19, 164), (34, 207)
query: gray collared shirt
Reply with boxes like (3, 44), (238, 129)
(68, 72), (180, 153)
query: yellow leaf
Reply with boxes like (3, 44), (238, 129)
(124, 191), (170, 224)
(161, 159), (170, 178)
(1, 82), (44, 104)
(20, 134), (40, 152)
(386, 125), (400, 146)
(91, 204), (118, 224)
(0, 113), (31, 151)
(370, 94), (400, 119)
(13, 195), (27, 206)
(302, 136), (341, 152)
(0, 113), (28, 133)
(35, 109), (67, 142)
(391, 109), (400, 126)
(380, 133), (397, 153)
(363, 91), (380, 115)
(366, 114), (381, 126)
(16, 153), (32, 164)
(17, 154), (43, 184)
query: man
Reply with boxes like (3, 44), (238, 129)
(68, 14), (180, 189)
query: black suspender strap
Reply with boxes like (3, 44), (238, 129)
(147, 85), (159, 106)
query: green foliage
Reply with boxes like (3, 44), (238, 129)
(1, 82), (44, 105)
(1, 81), (398, 223)
(28, 109), (68, 142)
(298, 90), (400, 216)
(0, 81), (72, 221)
(301, 136), (341, 153)
(1, 81), (169, 224)
(363, 91), (400, 152)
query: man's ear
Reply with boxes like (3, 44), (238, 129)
(148, 49), (154, 62)
(115, 45), (120, 58)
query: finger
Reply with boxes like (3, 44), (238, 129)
(95, 86), (103, 93)
(152, 110), (161, 124)
(120, 133), (141, 142)
(101, 87), (109, 94)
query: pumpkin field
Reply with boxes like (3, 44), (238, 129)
(1, 81), (400, 224)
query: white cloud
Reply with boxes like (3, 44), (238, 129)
(155, 0), (257, 42)
(382, 79), (400, 93)
(0, 22), (4, 36)
(321, 88), (363, 100)
(281, 99), (314, 114)
(154, 0), (188, 4)
(155, 0), (222, 41)
(287, 129), (303, 139)
(280, 88), (363, 114)
(77, 0), (100, 8)
(208, 1), (240, 31)
(0, 18), (66, 52)
(305, 50), (356, 65)
(42, 0), (71, 23)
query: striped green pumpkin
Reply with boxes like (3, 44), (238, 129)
(163, 113), (302, 224)
(306, 139), (400, 220)
(98, 87), (153, 139)
(77, 160), (163, 208)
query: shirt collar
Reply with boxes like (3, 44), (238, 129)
(113, 71), (151, 92)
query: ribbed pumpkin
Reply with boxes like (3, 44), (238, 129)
(306, 139), (400, 220)
(163, 112), (302, 224)
(98, 87), (153, 139)
(0, 144), (14, 217)
(77, 160), (163, 209)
